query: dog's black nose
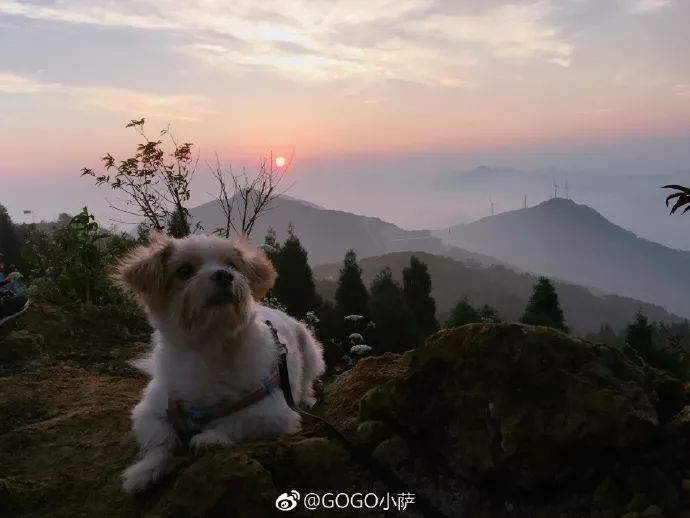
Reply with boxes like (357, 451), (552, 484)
(210, 269), (233, 286)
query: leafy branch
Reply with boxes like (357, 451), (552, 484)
(663, 184), (690, 215)
(81, 118), (197, 238)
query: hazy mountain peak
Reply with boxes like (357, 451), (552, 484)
(440, 198), (690, 318)
(527, 197), (609, 222)
(188, 193), (498, 267)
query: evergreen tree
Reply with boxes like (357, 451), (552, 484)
(625, 311), (687, 378)
(659, 320), (690, 354)
(445, 297), (502, 328)
(587, 323), (622, 347)
(272, 225), (318, 319)
(626, 311), (653, 355)
(445, 297), (481, 328)
(369, 267), (419, 352)
(520, 277), (568, 331)
(0, 204), (22, 267)
(335, 250), (369, 320)
(403, 256), (439, 338)
(478, 304), (502, 323)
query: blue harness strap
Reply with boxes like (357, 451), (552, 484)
(166, 319), (449, 518)
(166, 322), (285, 442)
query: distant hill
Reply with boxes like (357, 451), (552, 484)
(312, 251), (681, 334)
(437, 198), (690, 318)
(436, 166), (690, 251)
(189, 195), (504, 266)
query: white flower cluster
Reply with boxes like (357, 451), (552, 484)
(350, 344), (372, 355)
(348, 333), (363, 343)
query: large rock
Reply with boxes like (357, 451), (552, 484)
(359, 324), (683, 491)
(156, 437), (371, 518)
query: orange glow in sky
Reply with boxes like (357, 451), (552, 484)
(1, 1), (690, 180)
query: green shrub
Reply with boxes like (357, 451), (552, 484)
(22, 207), (136, 306)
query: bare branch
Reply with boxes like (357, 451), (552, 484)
(209, 154), (289, 238)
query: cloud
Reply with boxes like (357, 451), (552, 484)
(363, 98), (390, 105)
(407, 3), (573, 67)
(181, 37), (475, 86)
(0, 0), (179, 30)
(626, 0), (673, 13)
(674, 84), (690, 99)
(0, 72), (211, 120)
(0, 73), (59, 93)
(75, 87), (212, 121)
(610, 65), (674, 90)
(181, 42), (371, 82)
(0, 0), (574, 86)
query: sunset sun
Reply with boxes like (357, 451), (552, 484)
(275, 156), (286, 168)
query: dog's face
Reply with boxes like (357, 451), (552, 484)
(115, 233), (276, 336)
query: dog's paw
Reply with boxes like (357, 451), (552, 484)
(122, 450), (170, 494)
(190, 429), (234, 453)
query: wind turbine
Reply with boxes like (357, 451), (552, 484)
(565, 175), (570, 200)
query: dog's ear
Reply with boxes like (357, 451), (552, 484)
(114, 232), (173, 297)
(236, 239), (277, 299)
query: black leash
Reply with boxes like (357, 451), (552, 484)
(265, 320), (448, 518)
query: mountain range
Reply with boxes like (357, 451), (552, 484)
(189, 196), (502, 267)
(439, 197), (690, 319)
(435, 166), (690, 251)
(189, 192), (690, 330)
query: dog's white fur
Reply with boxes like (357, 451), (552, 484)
(116, 233), (325, 494)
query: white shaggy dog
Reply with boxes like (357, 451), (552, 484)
(115, 233), (325, 494)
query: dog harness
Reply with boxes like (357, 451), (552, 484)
(166, 320), (292, 442)
(164, 320), (449, 518)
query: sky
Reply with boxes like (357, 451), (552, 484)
(1, 0), (690, 231)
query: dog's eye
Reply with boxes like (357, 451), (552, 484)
(225, 258), (238, 269)
(176, 263), (196, 280)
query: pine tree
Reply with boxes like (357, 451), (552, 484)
(587, 323), (621, 347)
(626, 311), (653, 355)
(478, 304), (502, 323)
(272, 225), (318, 319)
(445, 298), (502, 328)
(403, 256), (439, 338)
(623, 311), (686, 377)
(520, 277), (568, 331)
(0, 204), (22, 267)
(335, 250), (369, 321)
(445, 297), (480, 328)
(369, 267), (419, 352)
